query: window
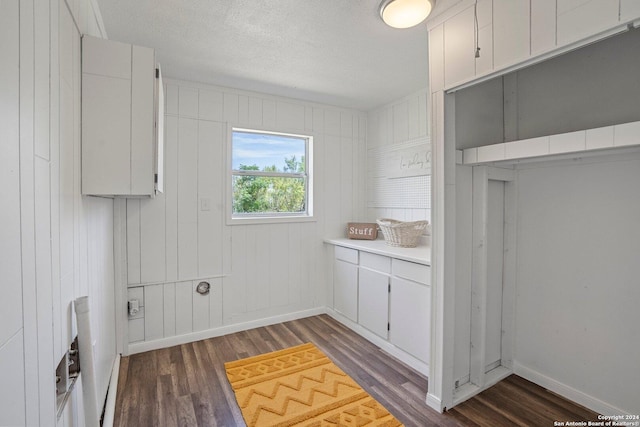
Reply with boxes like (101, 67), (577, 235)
(229, 128), (313, 222)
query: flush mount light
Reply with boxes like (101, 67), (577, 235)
(379, 0), (434, 29)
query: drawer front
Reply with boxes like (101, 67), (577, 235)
(335, 246), (358, 264)
(360, 252), (391, 273)
(392, 259), (430, 285)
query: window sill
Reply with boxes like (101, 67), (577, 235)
(227, 215), (316, 226)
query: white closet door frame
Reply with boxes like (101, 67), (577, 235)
(469, 166), (517, 389)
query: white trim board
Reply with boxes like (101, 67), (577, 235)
(514, 362), (632, 416)
(127, 307), (325, 354)
(128, 306), (430, 389)
(453, 365), (512, 407)
(325, 309), (429, 377)
(426, 393), (443, 413)
(462, 121), (640, 165)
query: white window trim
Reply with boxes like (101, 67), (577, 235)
(226, 125), (315, 226)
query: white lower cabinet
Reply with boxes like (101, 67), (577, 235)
(334, 247), (359, 322)
(358, 252), (391, 339)
(358, 269), (390, 339)
(333, 245), (430, 364)
(390, 276), (431, 363)
(390, 259), (431, 363)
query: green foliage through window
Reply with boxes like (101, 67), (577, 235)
(231, 129), (311, 217)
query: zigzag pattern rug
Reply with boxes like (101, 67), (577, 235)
(224, 342), (403, 427)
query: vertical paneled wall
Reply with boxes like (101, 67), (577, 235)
(125, 79), (367, 347)
(514, 154), (640, 414)
(0, 2), (25, 425)
(366, 89), (431, 222)
(0, 0), (115, 425)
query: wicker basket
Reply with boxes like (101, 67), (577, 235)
(376, 218), (428, 248)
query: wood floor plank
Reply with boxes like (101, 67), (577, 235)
(114, 315), (600, 427)
(448, 397), (519, 427)
(158, 374), (178, 426)
(506, 375), (599, 421)
(175, 394), (198, 427)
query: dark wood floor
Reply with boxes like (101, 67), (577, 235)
(113, 314), (599, 426)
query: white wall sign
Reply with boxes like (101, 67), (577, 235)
(387, 140), (431, 178)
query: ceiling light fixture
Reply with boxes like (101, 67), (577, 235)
(379, 0), (434, 29)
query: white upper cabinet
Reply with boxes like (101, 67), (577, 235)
(493, 0), (530, 69)
(620, 0), (640, 22)
(443, 6), (476, 88)
(428, 24), (445, 93)
(475, 0), (494, 76)
(531, 0), (557, 55)
(82, 36), (164, 197)
(430, 0), (636, 92)
(556, 0), (619, 45)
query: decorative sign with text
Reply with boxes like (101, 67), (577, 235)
(386, 142), (431, 178)
(347, 223), (378, 240)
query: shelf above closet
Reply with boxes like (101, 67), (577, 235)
(460, 120), (640, 165)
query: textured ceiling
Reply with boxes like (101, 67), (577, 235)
(95, 0), (430, 111)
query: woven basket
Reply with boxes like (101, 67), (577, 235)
(376, 218), (428, 248)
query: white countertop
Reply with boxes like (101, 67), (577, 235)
(324, 236), (431, 266)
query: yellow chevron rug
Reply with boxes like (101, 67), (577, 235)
(224, 342), (403, 427)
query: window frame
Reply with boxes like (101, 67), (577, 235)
(226, 126), (315, 225)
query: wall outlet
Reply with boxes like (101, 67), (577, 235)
(128, 299), (140, 316)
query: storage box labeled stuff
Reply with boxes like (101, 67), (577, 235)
(376, 218), (428, 247)
(347, 222), (378, 240)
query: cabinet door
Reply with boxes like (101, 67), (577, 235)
(428, 24), (445, 93)
(131, 45), (155, 196)
(556, 0), (619, 46)
(81, 35), (130, 79)
(334, 259), (358, 322)
(358, 268), (389, 339)
(155, 66), (165, 193)
(475, 0), (493, 77)
(390, 277), (430, 363)
(620, 0), (640, 22)
(493, 0), (530, 70)
(444, 6), (476, 88)
(82, 74), (132, 195)
(81, 35), (158, 197)
(531, 0), (557, 55)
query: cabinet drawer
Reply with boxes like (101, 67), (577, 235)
(392, 259), (430, 285)
(335, 246), (358, 264)
(360, 252), (391, 274)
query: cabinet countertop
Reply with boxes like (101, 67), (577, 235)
(324, 237), (431, 266)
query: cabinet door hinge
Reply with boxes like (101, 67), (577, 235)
(154, 173), (158, 184)
(155, 68), (160, 78)
(387, 322), (390, 331)
(388, 283), (391, 293)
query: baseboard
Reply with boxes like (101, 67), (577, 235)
(452, 365), (512, 407)
(101, 354), (121, 427)
(325, 309), (429, 377)
(128, 307), (325, 354)
(514, 362), (630, 416)
(426, 393), (443, 412)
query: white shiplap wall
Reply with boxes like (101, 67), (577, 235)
(514, 153), (640, 414)
(125, 79), (367, 349)
(0, 0), (115, 425)
(366, 89), (431, 222)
